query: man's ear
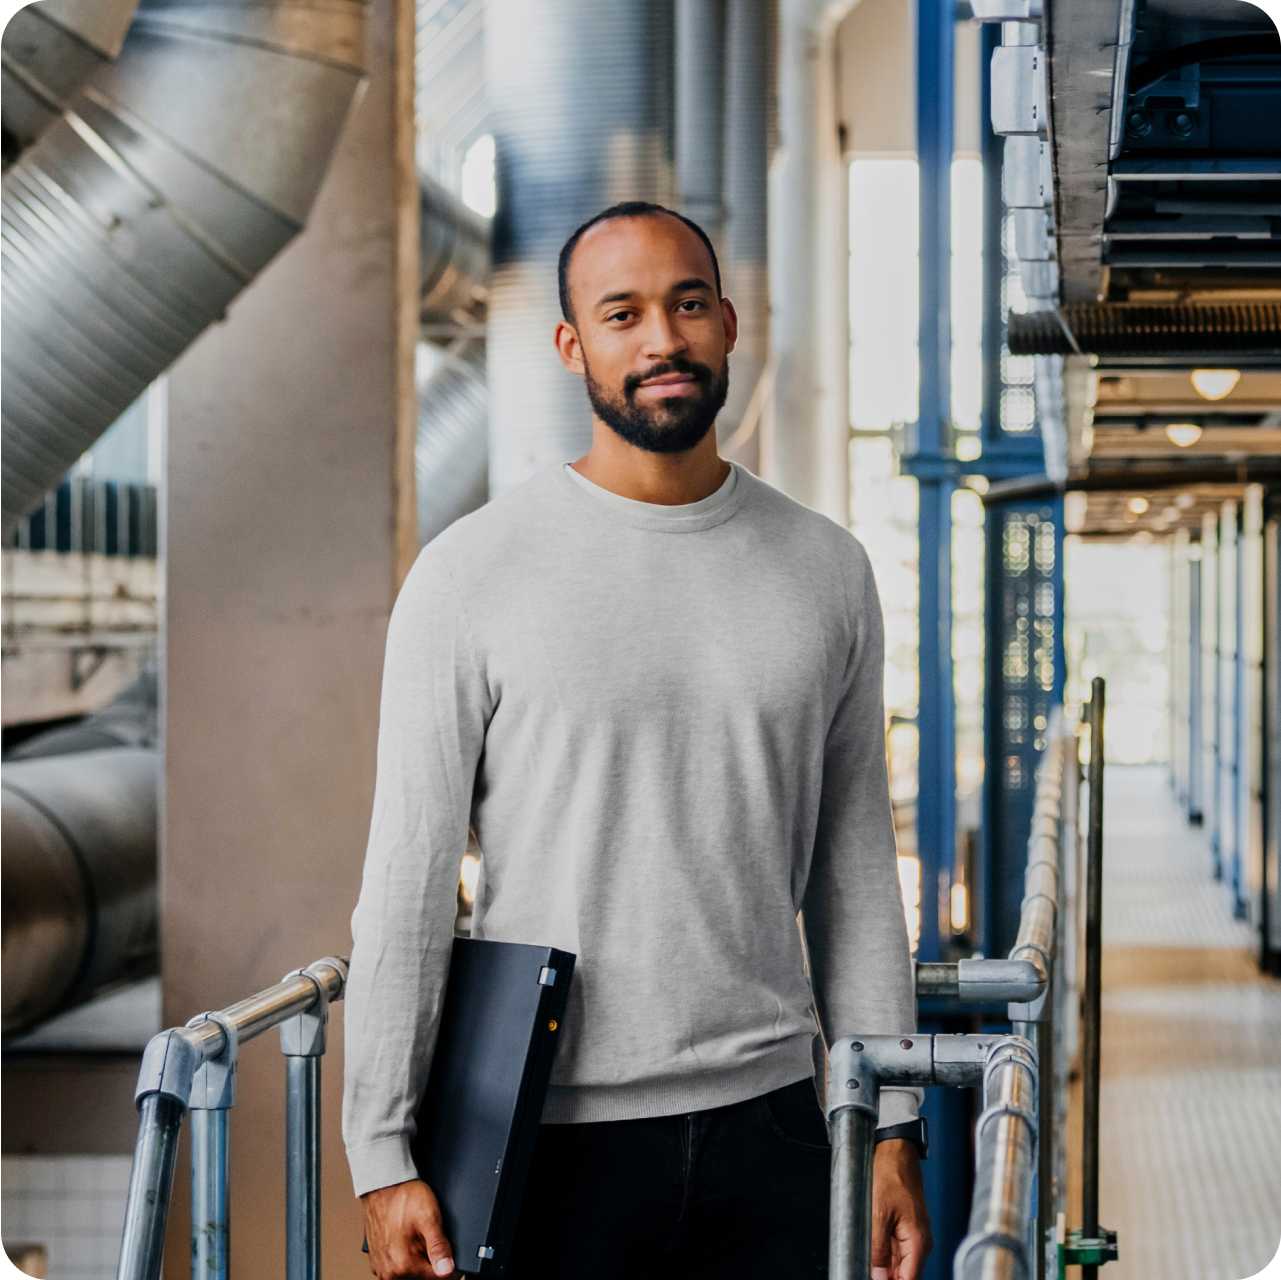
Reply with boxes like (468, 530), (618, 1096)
(554, 320), (586, 377)
(720, 296), (739, 356)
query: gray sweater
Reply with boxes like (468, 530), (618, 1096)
(342, 458), (920, 1198)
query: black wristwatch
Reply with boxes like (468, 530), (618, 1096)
(874, 1117), (928, 1160)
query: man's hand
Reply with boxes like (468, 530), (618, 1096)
(871, 1139), (933, 1280)
(361, 1179), (455, 1279)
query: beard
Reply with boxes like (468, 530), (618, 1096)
(583, 352), (730, 454)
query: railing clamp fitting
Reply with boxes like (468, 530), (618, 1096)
(185, 1010), (239, 1110)
(279, 964), (332, 1057)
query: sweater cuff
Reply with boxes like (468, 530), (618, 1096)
(876, 1086), (922, 1129)
(346, 1136), (419, 1198)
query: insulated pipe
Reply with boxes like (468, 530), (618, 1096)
(1, 746), (157, 1034)
(769, 0), (855, 519)
(484, 0), (676, 495)
(720, 0), (770, 472)
(0, 0), (139, 153)
(1, 0), (370, 537)
(6, 660), (158, 759)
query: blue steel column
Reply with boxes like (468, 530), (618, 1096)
(909, 5), (967, 1279)
(912, 0), (955, 968)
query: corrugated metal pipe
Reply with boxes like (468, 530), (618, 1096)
(1009, 303), (1281, 356)
(484, 0), (676, 494)
(0, 0), (370, 538)
(1, 747), (157, 1035)
(0, 0), (139, 154)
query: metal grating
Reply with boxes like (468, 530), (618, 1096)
(983, 499), (1065, 956)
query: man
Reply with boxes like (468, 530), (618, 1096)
(344, 200), (932, 1280)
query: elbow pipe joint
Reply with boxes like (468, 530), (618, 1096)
(916, 958), (1047, 1003)
(134, 1028), (206, 1111)
(960, 957), (1046, 1003)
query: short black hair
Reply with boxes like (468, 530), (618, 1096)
(557, 201), (722, 324)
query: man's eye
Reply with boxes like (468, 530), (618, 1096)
(607, 311), (632, 323)
(679, 300), (705, 311)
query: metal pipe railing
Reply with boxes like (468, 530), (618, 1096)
(833, 707), (1082, 1280)
(116, 955), (347, 1280)
(826, 1033), (1038, 1280)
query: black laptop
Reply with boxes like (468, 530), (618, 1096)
(361, 936), (576, 1274)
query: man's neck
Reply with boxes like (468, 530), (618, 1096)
(569, 436), (731, 506)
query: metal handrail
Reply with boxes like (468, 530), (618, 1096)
(116, 955), (348, 1280)
(828, 704), (1082, 1280)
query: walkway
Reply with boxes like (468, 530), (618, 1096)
(1075, 765), (1281, 1280)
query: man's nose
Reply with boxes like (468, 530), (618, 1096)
(640, 309), (688, 361)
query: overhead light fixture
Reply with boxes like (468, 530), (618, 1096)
(1190, 368), (1240, 401)
(1166, 422), (1203, 448)
(1128, 496), (1150, 515)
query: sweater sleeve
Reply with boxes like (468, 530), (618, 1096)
(342, 544), (491, 1197)
(801, 539), (922, 1128)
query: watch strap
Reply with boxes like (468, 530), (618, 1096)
(874, 1116), (928, 1159)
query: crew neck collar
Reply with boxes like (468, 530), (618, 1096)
(555, 459), (748, 533)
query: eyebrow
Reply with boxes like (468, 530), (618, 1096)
(594, 278), (714, 310)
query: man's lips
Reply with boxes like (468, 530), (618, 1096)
(636, 374), (699, 395)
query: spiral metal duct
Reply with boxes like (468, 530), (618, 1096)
(0, 0), (139, 155)
(0, 0), (370, 538)
(416, 340), (488, 543)
(421, 168), (491, 323)
(484, 0), (676, 494)
(1, 747), (157, 1036)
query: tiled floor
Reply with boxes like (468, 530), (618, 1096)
(1078, 765), (1281, 1280)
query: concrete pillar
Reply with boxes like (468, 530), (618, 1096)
(160, 0), (418, 1269)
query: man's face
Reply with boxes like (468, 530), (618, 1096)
(558, 214), (735, 454)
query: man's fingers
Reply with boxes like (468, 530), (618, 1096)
(414, 1208), (455, 1278)
(871, 1203), (894, 1270)
(893, 1218), (932, 1280)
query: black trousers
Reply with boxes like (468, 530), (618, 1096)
(507, 1076), (832, 1278)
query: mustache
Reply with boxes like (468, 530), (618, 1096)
(625, 359), (709, 395)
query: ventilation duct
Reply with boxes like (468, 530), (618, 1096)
(484, 0), (676, 494)
(0, 0), (370, 538)
(1, 747), (157, 1035)
(0, 0), (139, 155)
